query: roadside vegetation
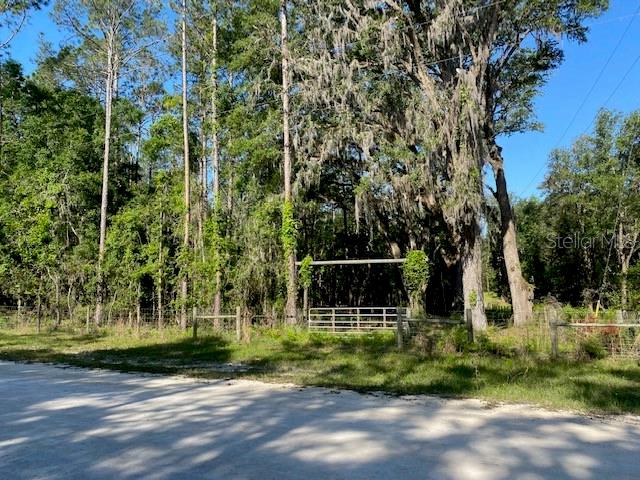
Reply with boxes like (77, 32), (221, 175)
(1, 325), (638, 415)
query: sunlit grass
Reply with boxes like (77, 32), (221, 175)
(1, 326), (638, 415)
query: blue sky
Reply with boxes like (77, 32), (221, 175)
(4, 1), (640, 199)
(499, 1), (640, 198)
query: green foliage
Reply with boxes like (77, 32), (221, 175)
(437, 325), (472, 354)
(402, 250), (430, 294)
(469, 290), (478, 307)
(509, 109), (640, 308)
(0, 0), (616, 324)
(299, 255), (313, 289)
(280, 200), (297, 256)
(402, 250), (430, 315)
(577, 335), (607, 361)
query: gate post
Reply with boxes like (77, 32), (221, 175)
(396, 308), (404, 350)
(235, 306), (242, 342)
(465, 308), (473, 343)
(192, 307), (198, 339)
(550, 315), (559, 360)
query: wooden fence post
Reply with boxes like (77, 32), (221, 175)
(303, 287), (309, 326)
(396, 308), (403, 350)
(465, 308), (473, 343)
(235, 306), (242, 342)
(331, 308), (336, 333)
(192, 307), (198, 339)
(383, 308), (387, 329)
(550, 314), (559, 360)
(242, 310), (251, 344)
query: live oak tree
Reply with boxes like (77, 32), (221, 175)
(294, 0), (605, 331)
(295, 0), (493, 332)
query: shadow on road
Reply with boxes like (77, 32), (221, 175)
(0, 361), (639, 479)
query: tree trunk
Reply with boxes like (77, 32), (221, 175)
(55, 277), (61, 328)
(157, 279), (163, 329)
(136, 281), (141, 336)
(621, 262), (628, 311)
(489, 148), (533, 326)
(302, 286), (309, 323)
(180, 0), (190, 330)
(213, 271), (222, 328)
(197, 124), (205, 257)
(462, 228), (488, 333)
(226, 164), (233, 212)
(158, 208), (164, 329)
(280, 0), (297, 325)
(95, 35), (115, 326)
(36, 284), (42, 334)
(211, 12), (223, 321)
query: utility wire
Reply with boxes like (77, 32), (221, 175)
(518, 8), (640, 196)
(554, 4), (640, 148)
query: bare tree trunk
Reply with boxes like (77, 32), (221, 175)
(136, 280), (141, 336)
(36, 282), (42, 334)
(95, 34), (115, 326)
(158, 207), (164, 329)
(302, 287), (309, 323)
(462, 226), (488, 333)
(157, 277), (163, 329)
(621, 261), (628, 311)
(55, 276), (61, 328)
(180, 0), (190, 330)
(67, 285), (73, 321)
(197, 122), (206, 257)
(489, 147), (533, 326)
(280, 0), (297, 325)
(211, 12), (223, 321)
(226, 166), (233, 211)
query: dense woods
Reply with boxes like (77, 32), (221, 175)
(3, 0), (639, 334)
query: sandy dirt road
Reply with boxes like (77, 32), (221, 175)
(1, 361), (639, 479)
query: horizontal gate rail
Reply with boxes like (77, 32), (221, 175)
(308, 307), (409, 333)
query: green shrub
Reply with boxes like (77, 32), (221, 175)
(577, 334), (607, 360)
(437, 325), (470, 353)
(473, 329), (518, 357)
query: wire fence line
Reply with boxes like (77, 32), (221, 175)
(2, 303), (639, 358)
(0, 304), (292, 334)
(0, 304), (197, 332)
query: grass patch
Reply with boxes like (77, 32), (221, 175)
(0, 326), (639, 415)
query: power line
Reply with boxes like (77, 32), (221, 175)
(554, 4), (640, 148)
(518, 9), (640, 196)
(579, 53), (640, 135)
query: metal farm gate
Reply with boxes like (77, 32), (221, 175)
(308, 306), (409, 333)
